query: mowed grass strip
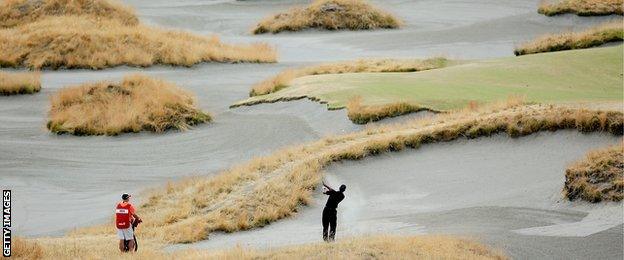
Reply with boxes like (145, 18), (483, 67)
(235, 46), (623, 112)
(564, 144), (623, 202)
(0, 71), (40, 95)
(247, 57), (450, 97)
(15, 235), (506, 259)
(47, 74), (211, 136)
(515, 21), (623, 55)
(70, 101), (622, 244)
(538, 0), (623, 16)
(252, 0), (401, 34)
(0, 0), (277, 69)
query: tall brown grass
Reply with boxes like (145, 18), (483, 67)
(17, 235), (506, 259)
(564, 143), (623, 202)
(252, 0), (401, 34)
(538, 0), (624, 16)
(0, 16), (277, 69)
(515, 21), (624, 55)
(0, 0), (139, 28)
(248, 57), (448, 97)
(72, 99), (623, 244)
(347, 96), (430, 124)
(10, 237), (44, 259)
(241, 235), (506, 260)
(0, 0), (277, 69)
(0, 71), (41, 95)
(47, 74), (211, 136)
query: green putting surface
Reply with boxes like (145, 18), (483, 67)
(236, 46), (623, 111)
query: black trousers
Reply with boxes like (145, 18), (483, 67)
(322, 207), (337, 241)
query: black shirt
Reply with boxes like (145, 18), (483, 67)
(324, 190), (345, 209)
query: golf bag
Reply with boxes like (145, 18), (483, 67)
(123, 218), (141, 252)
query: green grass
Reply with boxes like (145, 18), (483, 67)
(234, 46), (623, 111)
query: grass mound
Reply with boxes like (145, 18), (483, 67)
(0, 0), (276, 69)
(0, 0), (138, 28)
(0, 16), (277, 69)
(47, 74), (211, 136)
(0, 71), (40, 95)
(347, 96), (428, 124)
(71, 101), (622, 243)
(515, 21), (623, 55)
(564, 144), (623, 202)
(538, 0), (623, 16)
(234, 46), (623, 114)
(248, 57), (449, 97)
(17, 235), (506, 259)
(252, 0), (401, 34)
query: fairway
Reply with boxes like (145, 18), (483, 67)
(235, 46), (623, 111)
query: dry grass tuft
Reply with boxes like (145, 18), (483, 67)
(47, 74), (211, 136)
(0, 0), (139, 28)
(20, 235), (506, 259)
(564, 143), (624, 202)
(515, 21), (623, 55)
(252, 0), (401, 34)
(249, 57), (448, 96)
(538, 0), (623, 16)
(72, 100), (623, 244)
(0, 71), (41, 95)
(0, 16), (277, 69)
(0, 0), (276, 69)
(347, 96), (430, 124)
(11, 237), (44, 259)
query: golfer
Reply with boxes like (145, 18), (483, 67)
(322, 182), (346, 241)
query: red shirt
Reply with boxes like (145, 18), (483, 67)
(115, 202), (135, 229)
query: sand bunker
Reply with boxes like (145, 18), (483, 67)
(68, 103), (622, 245)
(175, 131), (621, 259)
